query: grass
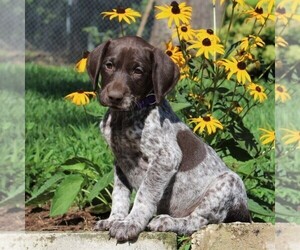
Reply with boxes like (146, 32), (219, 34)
(0, 63), (25, 205)
(25, 64), (113, 197)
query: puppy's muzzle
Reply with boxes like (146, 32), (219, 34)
(107, 89), (124, 105)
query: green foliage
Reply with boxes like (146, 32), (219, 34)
(0, 64), (24, 206)
(160, 1), (276, 223)
(25, 64), (114, 216)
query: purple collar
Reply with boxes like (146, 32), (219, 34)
(136, 94), (156, 109)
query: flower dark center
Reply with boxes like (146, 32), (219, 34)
(77, 90), (84, 94)
(255, 86), (262, 92)
(255, 7), (263, 14)
(237, 61), (247, 70)
(202, 38), (212, 46)
(207, 29), (214, 35)
(171, 1), (180, 14)
(203, 116), (211, 122)
(181, 26), (188, 32)
(277, 86), (284, 92)
(276, 7), (286, 14)
(166, 50), (173, 56)
(116, 7), (126, 14)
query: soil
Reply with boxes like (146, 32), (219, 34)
(25, 205), (104, 231)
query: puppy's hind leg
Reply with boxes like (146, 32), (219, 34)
(148, 171), (251, 235)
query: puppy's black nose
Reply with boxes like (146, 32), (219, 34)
(108, 90), (124, 103)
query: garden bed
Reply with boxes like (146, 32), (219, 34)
(25, 205), (104, 231)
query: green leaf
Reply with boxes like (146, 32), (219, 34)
(248, 198), (274, 217)
(169, 102), (191, 112)
(237, 160), (255, 176)
(87, 170), (114, 202)
(26, 173), (65, 205)
(50, 174), (84, 217)
(61, 163), (85, 172)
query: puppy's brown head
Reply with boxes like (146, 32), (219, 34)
(86, 36), (180, 110)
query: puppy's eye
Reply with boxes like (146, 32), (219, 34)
(133, 67), (144, 75)
(105, 62), (113, 70)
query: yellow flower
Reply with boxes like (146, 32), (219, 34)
(281, 129), (300, 148)
(256, 0), (275, 14)
(232, 101), (243, 114)
(165, 41), (185, 67)
(187, 30), (224, 59)
(247, 83), (267, 103)
(240, 35), (265, 51)
(75, 51), (89, 73)
(101, 7), (141, 24)
(245, 6), (275, 24)
(196, 29), (221, 43)
(220, 58), (251, 84)
(235, 49), (254, 61)
(173, 24), (198, 41)
(179, 65), (190, 80)
(275, 36), (288, 47)
(259, 128), (275, 146)
(189, 114), (223, 135)
(155, 1), (192, 28)
(65, 91), (96, 106)
(275, 84), (291, 103)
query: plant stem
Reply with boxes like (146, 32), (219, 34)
(120, 22), (124, 37)
(257, 61), (275, 80)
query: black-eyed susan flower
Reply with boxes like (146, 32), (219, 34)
(189, 114), (223, 135)
(275, 6), (291, 25)
(275, 36), (288, 47)
(196, 29), (221, 43)
(245, 6), (275, 24)
(173, 23), (198, 41)
(259, 128), (275, 146)
(256, 0), (274, 14)
(281, 129), (300, 148)
(165, 41), (185, 67)
(232, 101), (243, 114)
(240, 35), (265, 51)
(75, 51), (89, 73)
(275, 84), (291, 103)
(101, 7), (141, 24)
(155, 1), (192, 28)
(247, 83), (267, 103)
(221, 58), (251, 84)
(235, 49), (254, 61)
(187, 30), (224, 59)
(65, 91), (96, 106)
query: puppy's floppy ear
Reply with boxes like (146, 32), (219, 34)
(86, 40), (111, 91)
(151, 48), (180, 104)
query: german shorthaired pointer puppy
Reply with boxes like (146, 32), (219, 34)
(86, 36), (251, 242)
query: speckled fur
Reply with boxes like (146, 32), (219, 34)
(87, 36), (251, 242)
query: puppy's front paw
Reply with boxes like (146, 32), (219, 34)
(109, 220), (143, 242)
(148, 214), (175, 232)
